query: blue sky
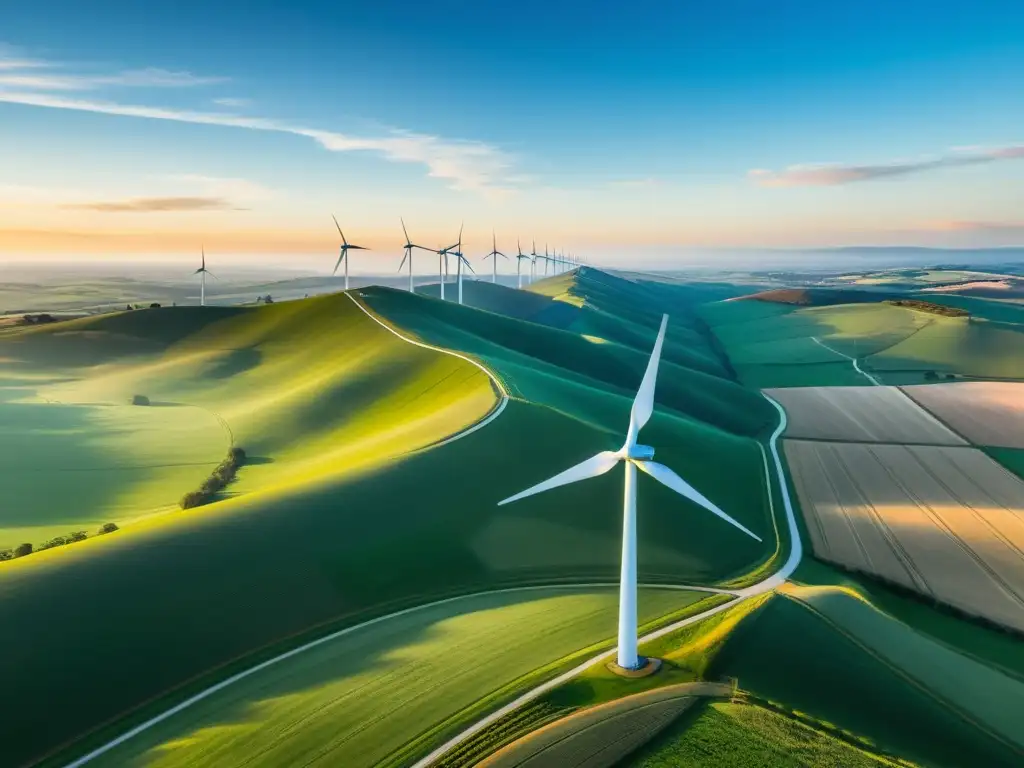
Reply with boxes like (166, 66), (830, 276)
(1, 0), (1023, 268)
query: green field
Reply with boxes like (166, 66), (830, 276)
(0, 294), (497, 550)
(63, 587), (706, 768)
(701, 293), (1024, 386)
(0, 275), (782, 767)
(627, 700), (904, 768)
(709, 594), (1024, 767)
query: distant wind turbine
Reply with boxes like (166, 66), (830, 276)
(446, 225), (474, 304)
(483, 231), (508, 284)
(398, 218), (435, 294)
(515, 239), (531, 289)
(331, 215), (369, 291)
(531, 240), (539, 284)
(498, 315), (761, 670)
(193, 247), (216, 306)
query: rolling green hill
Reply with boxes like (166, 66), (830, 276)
(0, 277), (781, 767)
(700, 295), (1024, 387)
(709, 591), (1024, 767)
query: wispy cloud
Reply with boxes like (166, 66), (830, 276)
(749, 144), (1024, 187)
(0, 47), (517, 196)
(212, 97), (251, 108)
(63, 196), (239, 212)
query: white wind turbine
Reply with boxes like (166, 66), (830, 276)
(446, 225), (475, 304)
(515, 239), (531, 289)
(332, 215), (369, 291)
(398, 218), (434, 294)
(498, 315), (761, 670)
(530, 241), (539, 284)
(193, 247), (216, 306)
(483, 231), (508, 284)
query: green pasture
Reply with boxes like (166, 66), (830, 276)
(710, 594), (1024, 767)
(792, 560), (1024, 680)
(0, 278), (781, 766)
(866, 316), (1024, 380)
(628, 700), (903, 768)
(0, 293), (496, 551)
(918, 294), (1024, 324)
(66, 587), (705, 768)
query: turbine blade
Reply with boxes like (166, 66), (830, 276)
(332, 214), (347, 245)
(498, 451), (621, 506)
(205, 270), (218, 281)
(333, 254), (344, 275)
(625, 314), (669, 445)
(401, 217), (411, 244)
(398, 251), (408, 272)
(635, 461), (762, 541)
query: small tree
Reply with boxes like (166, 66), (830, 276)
(131, 394), (151, 406)
(0, 549), (12, 561)
(97, 522), (119, 535)
(924, 370), (939, 381)
(14, 543), (32, 558)
(68, 531), (87, 543)
(150, 302), (161, 309)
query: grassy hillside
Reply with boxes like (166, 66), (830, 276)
(709, 593), (1024, 767)
(701, 296), (1024, 387)
(628, 700), (905, 768)
(0, 278), (782, 767)
(63, 587), (707, 768)
(0, 294), (497, 549)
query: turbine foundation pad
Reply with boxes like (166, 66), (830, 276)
(606, 656), (662, 679)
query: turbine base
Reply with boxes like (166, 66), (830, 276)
(606, 656), (662, 679)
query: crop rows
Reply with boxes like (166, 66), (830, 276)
(786, 440), (1024, 632)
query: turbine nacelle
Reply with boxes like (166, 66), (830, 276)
(624, 444), (655, 461)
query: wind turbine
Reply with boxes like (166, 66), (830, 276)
(193, 247), (216, 306)
(515, 239), (531, 289)
(446, 225), (474, 304)
(332, 215), (369, 291)
(483, 231), (508, 284)
(544, 244), (551, 276)
(530, 241), (539, 284)
(497, 315), (761, 670)
(398, 218), (435, 294)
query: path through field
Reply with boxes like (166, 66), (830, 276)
(812, 336), (881, 385)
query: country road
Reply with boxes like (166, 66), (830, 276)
(812, 336), (881, 385)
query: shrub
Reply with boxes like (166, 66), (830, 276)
(945, 373), (956, 380)
(14, 543), (32, 558)
(178, 446), (247, 510)
(924, 370), (939, 381)
(149, 303), (161, 308)
(131, 394), (151, 406)
(68, 531), (87, 543)
(97, 522), (119, 535)
(180, 491), (207, 509)
(0, 549), (12, 561)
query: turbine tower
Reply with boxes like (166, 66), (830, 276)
(193, 247), (215, 306)
(332, 215), (369, 291)
(531, 241), (539, 283)
(515, 239), (531, 289)
(447, 225), (474, 304)
(483, 231), (508, 284)
(398, 218), (435, 294)
(498, 315), (761, 670)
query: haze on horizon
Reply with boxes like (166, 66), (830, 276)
(1, 0), (1023, 272)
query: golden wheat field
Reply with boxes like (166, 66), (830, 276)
(785, 439), (1024, 632)
(765, 386), (965, 445)
(902, 382), (1024, 449)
